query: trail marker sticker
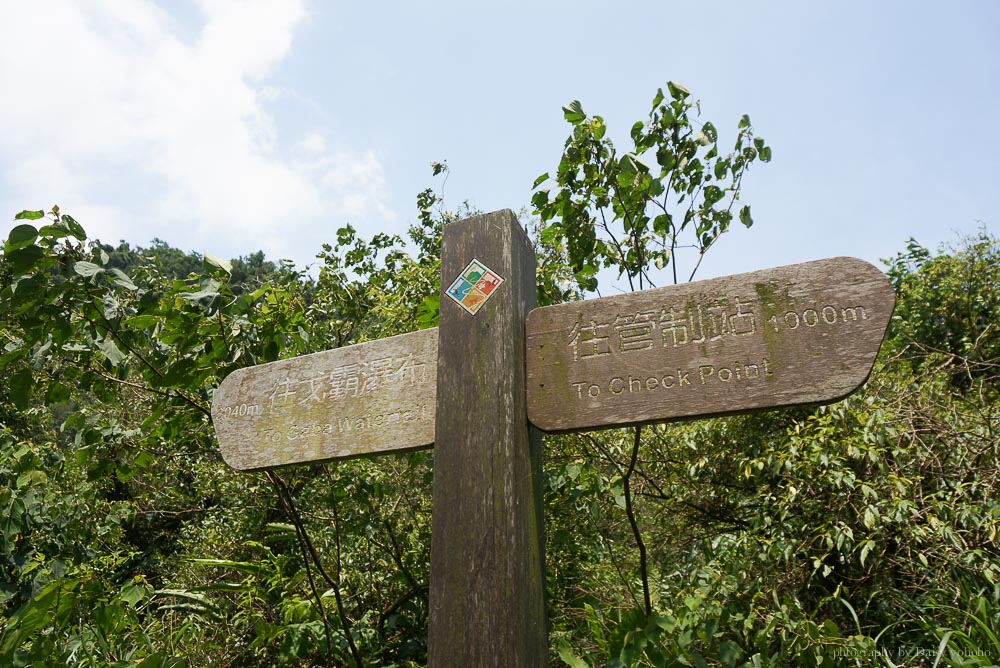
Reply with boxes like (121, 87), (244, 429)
(445, 259), (504, 315)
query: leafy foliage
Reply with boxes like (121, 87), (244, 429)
(545, 232), (999, 667)
(1, 200), (442, 666)
(532, 82), (770, 293)
(885, 230), (1000, 390)
(2, 87), (997, 668)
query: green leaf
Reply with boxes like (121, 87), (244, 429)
(180, 288), (220, 302)
(188, 559), (262, 576)
(630, 120), (646, 145)
(703, 185), (725, 206)
(204, 253), (232, 274)
(103, 294), (121, 319)
(619, 153), (649, 179)
(738, 114), (751, 129)
(135, 450), (155, 469)
(651, 87), (665, 110)
(37, 224), (68, 239)
(557, 640), (590, 668)
(153, 589), (221, 613)
(416, 295), (440, 330)
(61, 214), (86, 240)
(0, 346), (29, 371)
(10, 368), (33, 410)
(718, 640), (743, 668)
(739, 205), (753, 228)
(667, 81), (690, 99)
(98, 338), (126, 365)
(16, 470), (47, 488)
(656, 146), (678, 171)
(759, 145), (772, 162)
(562, 100), (586, 124)
(119, 583), (148, 607)
(532, 172), (550, 189)
(590, 116), (606, 140)
(11, 275), (40, 297)
(648, 177), (664, 197)
(73, 261), (104, 278)
(193, 582), (252, 593)
(863, 506), (878, 529)
(652, 213), (672, 235)
(701, 121), (718, 142)
(109, 267), (138, 290)
(45, 382), (72, 404)
(5, 224), (38, 252)
(265, 522), (297, 535)
(652, 614), (676, 632)
(933, 631), (954, 667)
(14, 209), (44, 221)
(158, 358), (196, 387)
(125, 315), (159, 330)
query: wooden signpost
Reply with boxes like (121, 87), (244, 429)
(427, 210), (546, 665)
(211, 210), (895, 666)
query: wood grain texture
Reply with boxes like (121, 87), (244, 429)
(212, 328), (437, 470)
(526, 257), (895, 432)
(428, 210), (547, 666)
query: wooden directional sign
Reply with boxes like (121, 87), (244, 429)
(210, 206), (893, 667)
(212, 328), (437, 470)
(526, 257), (895, 432)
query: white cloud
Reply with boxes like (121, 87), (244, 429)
(0, 0), (394, 265)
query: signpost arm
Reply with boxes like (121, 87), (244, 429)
(428, 209), (547, 666)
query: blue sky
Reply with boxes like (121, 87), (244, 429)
(2, 1), (998, 285)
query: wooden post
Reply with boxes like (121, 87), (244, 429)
(428, 210), (547, 666)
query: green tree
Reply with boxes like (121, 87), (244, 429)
(885, 229), (999, 389)
(532, 81), (770, 293)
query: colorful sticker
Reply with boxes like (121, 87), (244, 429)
(445, 259), (505, 315)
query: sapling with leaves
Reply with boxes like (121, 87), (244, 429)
(532, 81), (770, 294)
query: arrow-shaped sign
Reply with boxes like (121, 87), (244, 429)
(525, 257), (895, 432)
(212, 328), (437, 470)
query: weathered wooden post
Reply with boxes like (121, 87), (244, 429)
(428, 209), (547, 666)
